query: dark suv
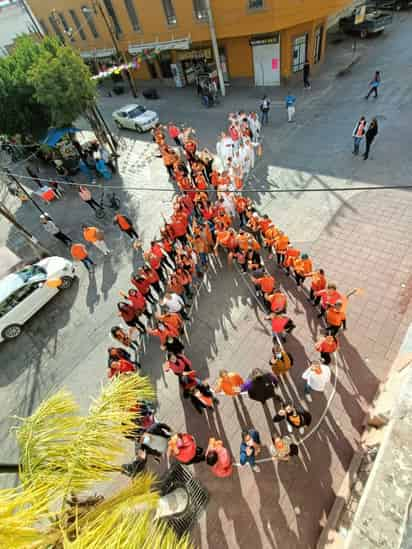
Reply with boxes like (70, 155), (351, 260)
(367, 0), (412, 10)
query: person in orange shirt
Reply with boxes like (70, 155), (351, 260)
(293, 253), (313, 286)
(308, 268), (326, 305)
(326, 301), (346, 336)
(114, 214), (139, 241)
(315, 335), (338, 365)
(210, 170), (220, 189)
(214, 369), (244, 396)
(156, 311), (184, 335)
(191, 234), (209, 267)
(284, 246), (300, 275)
(316, 283), (342, 319)
(251, 271), (275, 304)
(275, 231), (289, 265)
(258, 214), (272, 236)
(161, 145), (178, 179)
(234, 195), (251, 226)
(263, 224), (279, 253)
(236, 229), (250, 252)
(266, 290), (287, 314)
(214, 228), (237, 263)
(70, 242), (95, 272)
(214, 209), (232, 230)
(82, 224), (110, 256)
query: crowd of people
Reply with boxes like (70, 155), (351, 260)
(98, 112), (353, 478)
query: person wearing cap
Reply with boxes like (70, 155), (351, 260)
(82, 224), (110, 256)
(40, 214), (72, 247)
(302, 360), (331, 402)
(70, 243), (95, 272)
(326, 301), (346, 336)
(293, 253), (313, 286)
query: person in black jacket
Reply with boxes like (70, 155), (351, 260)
(273, 404), (312, 435)
(240, 368), (279, 404)
(363, 118), (378, 160)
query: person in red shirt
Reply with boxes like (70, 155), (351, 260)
(141, 264), (162, 295)
(206, 438), (233, 478)
(168, 433), (205, 464)
(117, 302), (146, 334)
(168, 122), (181, 146)
(131, 274), (157, 305)
(251, 271), (275, 302)
(267, 311), (296, 342)
(315, 335), (338, 365)
(119, 289), (151, 320)
(316, 283), (342, 319)
(148, 320), (179, 348)
(108, 358), (137, 378)
(163, 353), (192, 376)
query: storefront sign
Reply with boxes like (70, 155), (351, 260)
(250, 34), (279, 46)
(177, 48), (212, 61)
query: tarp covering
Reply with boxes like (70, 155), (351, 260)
(128, 37), (191, 55)
(42, 127), (80, 148)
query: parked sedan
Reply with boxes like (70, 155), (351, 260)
(0, 256), (76, 342)
(112, 104), (159, 132)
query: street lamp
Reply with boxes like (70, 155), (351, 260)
(81, 3), (138, 97)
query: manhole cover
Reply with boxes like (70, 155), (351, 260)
(158, 462), (209, 537)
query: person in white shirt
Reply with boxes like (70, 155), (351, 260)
(219, 132), (234, 168)
(40, 214), (72, 247)
(302, 361), (331, 402)
(161, 292), (188, 319)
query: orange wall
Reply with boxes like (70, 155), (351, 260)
(28, 0), (352, 53)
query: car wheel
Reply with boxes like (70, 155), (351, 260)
(60, 276), (74, 290)
(115, 120), (122, 129)
(2, 324), (22, 340)
(135, 123), (143, 133)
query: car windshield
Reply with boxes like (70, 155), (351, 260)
(127, 106), (146, 118)
(16, 265), (47, 284)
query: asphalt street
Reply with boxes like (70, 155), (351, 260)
(0, 11), (412, 547)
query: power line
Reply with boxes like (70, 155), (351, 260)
(1, 169), (411, 195)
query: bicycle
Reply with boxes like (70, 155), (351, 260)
(95, 187), (121, 219)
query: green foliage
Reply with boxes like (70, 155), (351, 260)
(0, 35), (51, 138)
(0, 36), (96, 138)
(29, 37), (97, 128)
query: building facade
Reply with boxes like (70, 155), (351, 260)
(27, 0), (352, 86)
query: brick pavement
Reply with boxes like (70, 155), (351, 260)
(144, 188), (412, 549)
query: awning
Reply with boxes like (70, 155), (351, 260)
(80, 48), (116, 59)
(128, 37), (191, 55)
(42, 127), (80, 148)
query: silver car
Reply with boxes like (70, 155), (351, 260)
(112, 104), (159, 133)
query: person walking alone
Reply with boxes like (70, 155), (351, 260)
(303, 59), (311, 89)
(40, 214), (72, 247)
(285, 92), (296, 122)
(114, 213), (139, 241)
(352, 116), (366, 156)
(70, 243), (95, 272)
(78, 185), (100, 212)
(365, 70), (381, 100)
(260, 95), (271, 126)
(363, 118), (378, 160)
(82, 224), (110, 256)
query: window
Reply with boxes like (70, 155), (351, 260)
(162, 0), (177, 25)
(48, 15), (64, 42)
(81, 6), (99, 38)
(70, 9), (86, 40)
(193, 0), (208, 21)
(123, 0), (140, 31)
(39, 19), (49, 35)
(292, 34), (307, 72)
(248, 0), (264, 8)
(58, 12), (75, 41)
(102, 0), (122, 37)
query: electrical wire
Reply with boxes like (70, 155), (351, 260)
(1, 168), (411, 194)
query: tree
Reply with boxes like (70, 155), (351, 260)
(29, 37), (97, 128)
(0, 36), (96, 138)
(0, 375), (193, 549)
(0, 36), (51, 138)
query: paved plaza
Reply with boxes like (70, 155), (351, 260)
(1, 12), (412, 548)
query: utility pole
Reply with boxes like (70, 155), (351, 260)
(204, 0), (226, 97)
(0, 203), (50, 258)
(90, 0), (138, 98)
(4, 168), (47, 216)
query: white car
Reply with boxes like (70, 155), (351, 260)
(112, 104), (159, 132)
(0, 256), (76, 342)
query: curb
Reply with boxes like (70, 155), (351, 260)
(316, 450), (364, 549)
